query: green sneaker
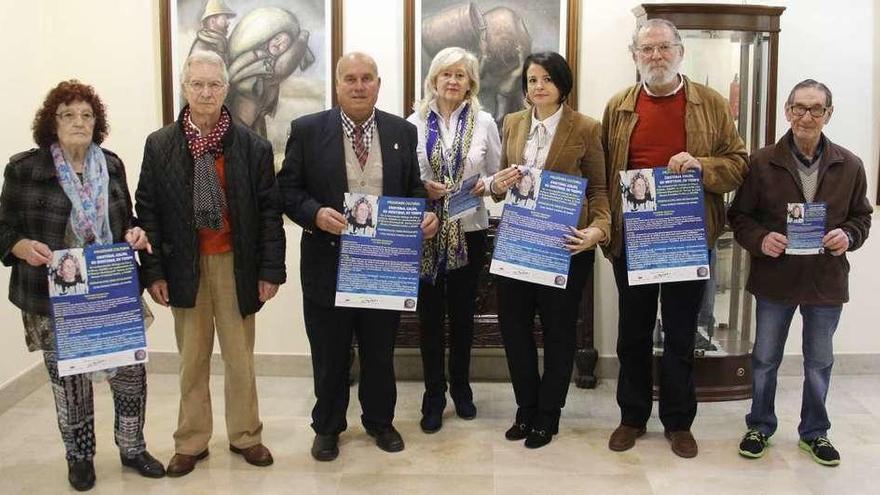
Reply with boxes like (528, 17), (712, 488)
(738, 429), (769, 458)
(799, 436), (841, 466)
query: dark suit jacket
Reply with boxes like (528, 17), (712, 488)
(277, 108), (426, 307)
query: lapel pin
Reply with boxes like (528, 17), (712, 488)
(394, 142), (399, 150)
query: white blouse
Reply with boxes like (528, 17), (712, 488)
(407, 102), (501, 232)
(522, 104), (564, 169)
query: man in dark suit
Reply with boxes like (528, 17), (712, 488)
(277, 52), (438, 461)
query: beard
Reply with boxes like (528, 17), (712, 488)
(638, 59), (681, 88)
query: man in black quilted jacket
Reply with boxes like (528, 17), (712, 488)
(135, 51), (286, 477)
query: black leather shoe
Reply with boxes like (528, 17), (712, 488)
(121, 450), (166, 478)
(524, 428), (554, 449)
(311, 434), (340, 462)
(68, 459), (96, 491)
(505, 422), (530, 441)
(420, 410), (443, 433)
(453, 400), (477, 420)
(366, 426), (405, 453)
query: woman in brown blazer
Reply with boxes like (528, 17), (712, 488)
(491, 51), (611, 449)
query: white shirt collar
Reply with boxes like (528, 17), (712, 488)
(428, 100), (468, 127)
(529, 104), (564, 136)
(642, 74), (684, 97)
(186, 112), (207, 137)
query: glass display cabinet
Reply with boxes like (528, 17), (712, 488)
(633, 3), (785, 401)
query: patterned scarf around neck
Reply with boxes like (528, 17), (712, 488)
(420, 103), (476, 284)
(183, 106), (231, 230)
(50, 143), (112, 246)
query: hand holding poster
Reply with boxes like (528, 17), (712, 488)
(785, 202), (826, 255)
(490, 166), (587, 288)
(50, 243), (148, 377)
(335, 193), (425, 310)
(447, 174), (481, 221)
(621, 168), (710, 285)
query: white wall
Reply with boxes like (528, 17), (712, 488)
(0, 0), (877, 387)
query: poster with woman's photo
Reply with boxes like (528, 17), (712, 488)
(335, 193), (426, 311)
(620, 167), (710, 285)
(49, 244), (147, 377)
(490, 167), (586, 288)
(506, 166), (541, 210)
(785, 202), (827, 255)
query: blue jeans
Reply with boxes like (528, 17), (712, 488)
(746, 297), (841, 441)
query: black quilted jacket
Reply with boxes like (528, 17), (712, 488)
(135, 108), (286, 316)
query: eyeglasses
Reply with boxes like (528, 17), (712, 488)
(635, 43), (681, 57)
(55, 111), (95, 123)
(788, 104), (829, 118)
(186, 80), (226, 93)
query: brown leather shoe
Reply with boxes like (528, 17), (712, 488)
(230, 443), (274, 467)
(608, 424), (646, 452)
(665, 430), (698, 458)
(166, 449), (208, 477)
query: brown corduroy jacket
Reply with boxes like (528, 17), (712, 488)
(497, 105), (612, 244)
(601, 76), (749, 259)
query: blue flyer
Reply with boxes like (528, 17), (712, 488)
(785, 202), (826, 255)
(336, 193), (425, 310)
(490, 166), (587, 288)
(620, 167), (710, 285)
(447, 174), (481, 221)
(50, 243), (147, 377)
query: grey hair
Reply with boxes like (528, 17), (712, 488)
(180, 51), (229, 85)
(335, 52), (379, 81)
(786, 79), (833, 108)
(415, 47), (482, 119)
(630, 18), (683, 52)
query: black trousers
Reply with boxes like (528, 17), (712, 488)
(303, 299), (400, 435)
(611, 251), (706, 432)
(417, 230), (488, 411)
(498, 250), (594, 433)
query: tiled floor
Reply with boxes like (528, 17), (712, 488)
(1, 373), (878, 494)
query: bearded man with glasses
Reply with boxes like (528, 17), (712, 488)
(728, 79), (872, 466)
(601, 18), (748, 459)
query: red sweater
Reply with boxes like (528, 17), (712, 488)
(627, 88), (687, 169)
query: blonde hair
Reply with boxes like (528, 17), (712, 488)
(415, 47), (481, 118)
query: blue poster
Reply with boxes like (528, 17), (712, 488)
(447, 174), (481, 221)
(50, 243), (147, 377)
(620, 168), (710, 285)
(490, 166), (587, 288)
(786, 202), (826, 255)
(336, 193), (425, 311)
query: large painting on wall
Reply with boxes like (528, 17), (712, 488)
(404, 0), (580, 126)
(160, 0), (342, 162)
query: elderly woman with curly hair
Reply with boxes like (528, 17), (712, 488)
(0, 80), (164, 490)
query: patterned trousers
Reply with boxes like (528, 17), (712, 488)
(43, 351), (148, 461)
